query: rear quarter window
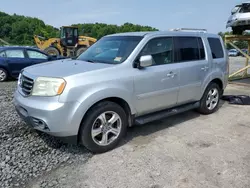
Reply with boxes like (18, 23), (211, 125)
(207, 37), (224, 59)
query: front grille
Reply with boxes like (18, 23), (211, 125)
(20, 75), (34, 96)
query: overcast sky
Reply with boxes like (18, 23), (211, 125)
(0, 0), (245, 33)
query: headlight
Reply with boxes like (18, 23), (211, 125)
(32, 77), (66, 96)
(17, 73), (22, 86)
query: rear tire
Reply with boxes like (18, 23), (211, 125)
(76, 47), (87, 57)
(197, 83), (221, 115)
(0, 68), (8, 82)
(79, 101), (128, 153)
(44, 47), (60, 56)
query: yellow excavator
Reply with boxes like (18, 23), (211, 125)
(34, 26), (97, 57)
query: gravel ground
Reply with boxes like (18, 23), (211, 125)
(0, 81), (92, 188)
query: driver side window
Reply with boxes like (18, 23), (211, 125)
(140, 37), (174, 66)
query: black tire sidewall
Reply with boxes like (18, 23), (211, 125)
(80, 101), (128, 153)
(199, 83), (221, 115)
(76, 47), (87, 56)
(0, 68), (8, 82)
(44, 47), (60, 56)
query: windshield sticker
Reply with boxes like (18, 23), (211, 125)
(114, 57), (122, 62)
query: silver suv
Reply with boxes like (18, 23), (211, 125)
(14, 29), (229, 153)
(227, 1), (250, 35)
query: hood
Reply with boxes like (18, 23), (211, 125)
(23, 59), (114, 78)
(236, 12), (250, 19)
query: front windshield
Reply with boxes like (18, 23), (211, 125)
(77, 36), (143, 64)
(232, 5), (240, 14)
(239, 4), (250, 13)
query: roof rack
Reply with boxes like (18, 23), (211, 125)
(169, 28), (207, 33)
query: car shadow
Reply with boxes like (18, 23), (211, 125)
(119, 100), (226, 148)
(36, 100), (226, 154)
(35, 131), (89, 156)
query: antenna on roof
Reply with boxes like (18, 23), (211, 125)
(169, 28), (207, 33)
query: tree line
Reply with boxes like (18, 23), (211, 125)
(0, 11), (158, 46)
(1, 11), (249, 50)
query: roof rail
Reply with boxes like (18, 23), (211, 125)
(169, 28), (207, 33)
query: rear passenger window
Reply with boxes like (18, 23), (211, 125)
(208, 37), (224, 59)
(5, 50), (25, 58)
(174, 37), (200, 62)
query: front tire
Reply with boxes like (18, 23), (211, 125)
(44, 47), (60, 56)
(197, 83), (221, 115)
(0, 68), (8, 82)
(79, 101), (128, 153)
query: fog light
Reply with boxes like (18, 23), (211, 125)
(31, 117), (50, 130)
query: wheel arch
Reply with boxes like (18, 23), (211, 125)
(76, 96), (134, 143)
(0, 65), (10, 76)
(202, 77), (224, 97)
(210, 78), (223, 90)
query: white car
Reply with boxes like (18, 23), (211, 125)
(226, 1), (250, 35)
(228, 49), (239, 56)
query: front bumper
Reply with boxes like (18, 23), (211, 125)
(227, 19), (250, 27)
(13, 90), (80, 144)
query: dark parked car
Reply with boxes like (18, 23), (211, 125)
(0, 46), (65, 82)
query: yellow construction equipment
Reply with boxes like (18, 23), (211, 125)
(34, 26), (97, 57)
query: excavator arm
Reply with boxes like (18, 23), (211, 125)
(33, 35), (63, 55)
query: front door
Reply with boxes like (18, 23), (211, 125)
(133, 37), (180, 116)
(5, 49), (30, 77)
(174, 36), (210, 105)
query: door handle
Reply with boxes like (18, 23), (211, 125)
(201, 66), (209, 71)
(166, 71), (176, 78)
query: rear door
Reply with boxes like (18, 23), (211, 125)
(26, 49), (49, 64)
(175, 36), (210, 105)
(207, 37), (227, 85)
(5, 49), (30, 77)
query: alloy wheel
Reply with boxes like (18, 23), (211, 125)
(206, 88), (219, 110)
(0, 69), (6, 81)
(91, 111), (122, 146)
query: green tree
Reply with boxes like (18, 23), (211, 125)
(0, 11), (159, 46)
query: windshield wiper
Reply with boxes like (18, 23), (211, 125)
(85, 59), (95, 63)
(78, 59), (95, 63)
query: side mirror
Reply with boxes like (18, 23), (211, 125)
(138, 55), (153, 68)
